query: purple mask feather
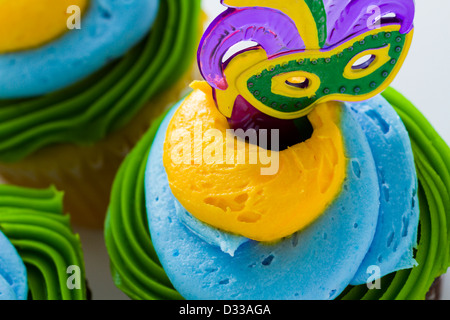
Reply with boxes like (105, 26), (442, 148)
(325, 0), (415, 47)
(198, 7), (304, 91)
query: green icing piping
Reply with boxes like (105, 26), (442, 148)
(337, 87), (450, 300)
(105, 87), (450, 300)
(0, 185), (87, 300)
(0, 0), (201, 163)
(105, 110), (183, 300)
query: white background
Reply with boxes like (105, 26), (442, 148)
(5, 0), (450, 300)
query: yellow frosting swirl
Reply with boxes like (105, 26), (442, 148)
(0, 0), (88, 53)
(163, 82), (347, 242)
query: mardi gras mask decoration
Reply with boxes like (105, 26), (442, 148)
(198, 0), (415, 121)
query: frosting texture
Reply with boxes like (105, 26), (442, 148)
(0, 0), (159, 98)
(338, 88), (450, 299)
(0, 0), (201, 163)
(163, 83), (346, 242)
(105, 110), (183, 300)
(0, 0), (88, 54)
(146, 88), (381, 299)
(0, 185), (87, 300)
(348, 94), (419, 284)
(105, 88), (450, 300)
(0, 230), (27, 300)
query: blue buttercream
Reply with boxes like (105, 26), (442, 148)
(0, 0), (160, 99)
(174, 200), (250, 257)
(155, 103), (250, 257)
(347, 95), (419, 285)
(0, 231), (27, 300)
(145, 100), (382, 300)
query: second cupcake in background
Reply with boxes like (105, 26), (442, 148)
(0, 184), (88, 300)
(0, 0), (203, 228)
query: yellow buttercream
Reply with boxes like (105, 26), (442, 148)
(0, 0), (88, 53)
(163, 81), (347, 242)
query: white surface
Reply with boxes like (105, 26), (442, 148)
(4, 0), (450, 300)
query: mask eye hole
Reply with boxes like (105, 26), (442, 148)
(271, 71), (320, 99)
(285, 76), (310, 89)
(343, 45), (391, 80)
(351, 54), (376, 70)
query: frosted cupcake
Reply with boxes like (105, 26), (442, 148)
(0, 0), (203, 228)
(0, 184), (88, 300)
(105, 0), (450, 299)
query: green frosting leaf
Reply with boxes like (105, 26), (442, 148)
(105, 110), (183, 300)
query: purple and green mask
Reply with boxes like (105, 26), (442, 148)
(198, 0), (415, 132)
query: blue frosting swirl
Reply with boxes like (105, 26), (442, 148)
(145, 99), (380, 299)
(0, 230), (27, 300)
(144, 93), (419, 299)
(0, 0), (160, 99)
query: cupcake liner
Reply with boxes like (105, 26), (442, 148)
(0, 71), (193, 228)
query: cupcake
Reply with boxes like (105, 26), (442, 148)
(0, 0), (203, 228)
(0, 184), (88, 300)
(105, 0), (450, 299)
